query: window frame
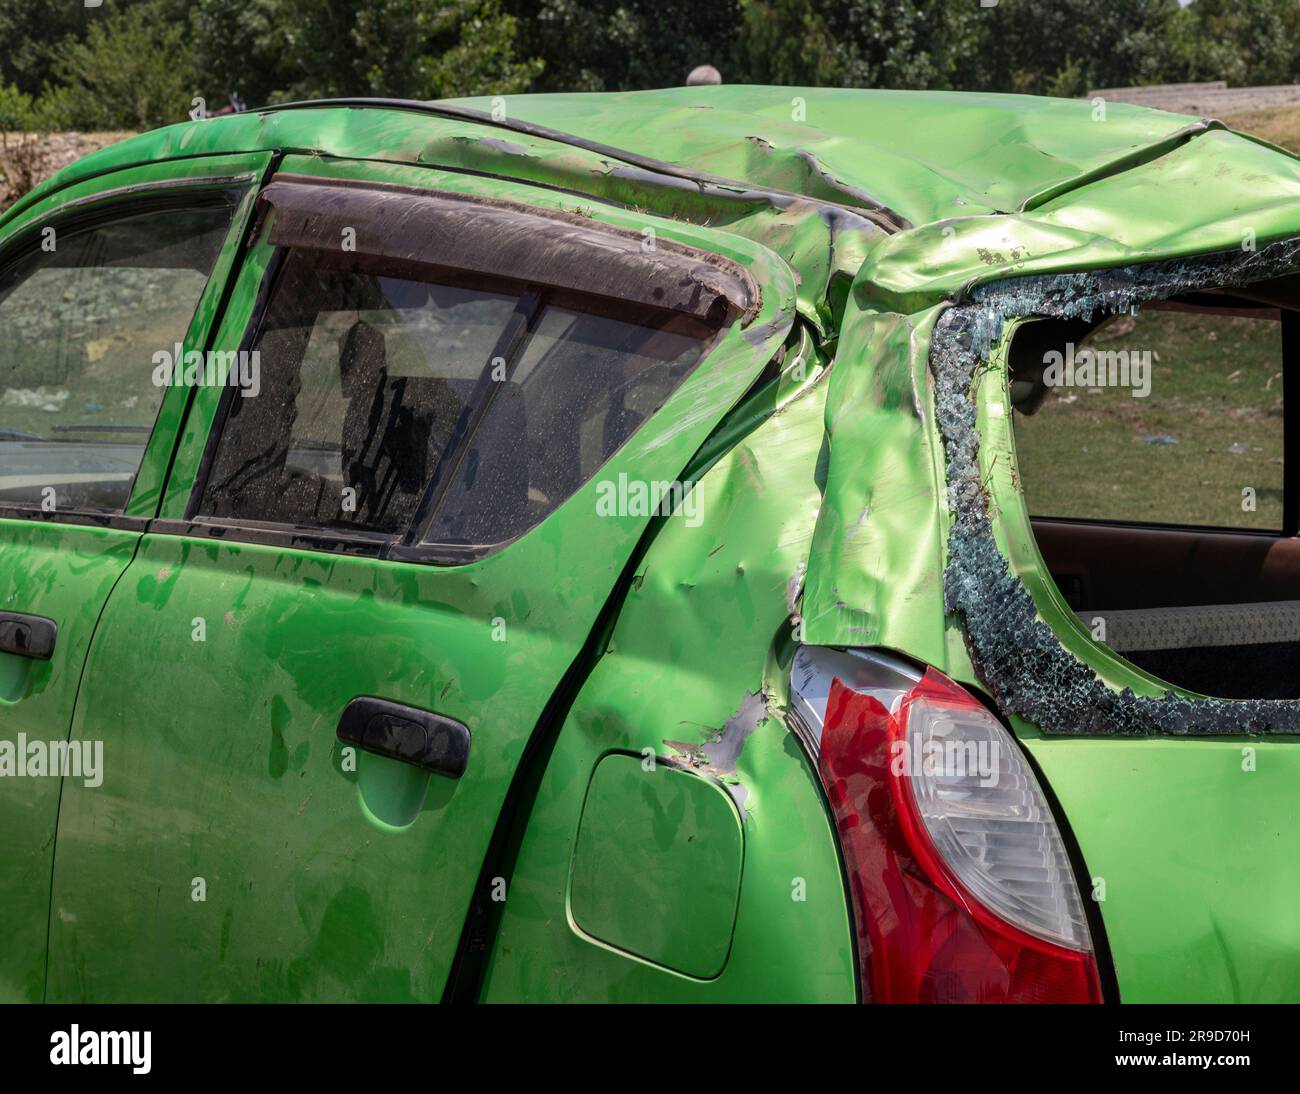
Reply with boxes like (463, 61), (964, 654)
(181, 200), (743, 564)
(0, 162), (266, 530)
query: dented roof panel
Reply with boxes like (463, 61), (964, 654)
(451, 86), (1218, 225)
(13, 88), (1300, 324)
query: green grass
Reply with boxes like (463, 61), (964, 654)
(1009, 105), (1299, 532)
(1012, 309), (1285, 530)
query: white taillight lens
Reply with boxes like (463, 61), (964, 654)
(789, 645), (1104, 1003)
(900, 691), (1093, 951)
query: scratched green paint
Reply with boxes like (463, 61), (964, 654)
(6, 88), (1300, 1002)
(0, 521), (137, 1001)
(482, 327), (857, 1002)
(39, 153), (797, 1000)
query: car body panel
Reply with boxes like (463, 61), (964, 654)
(0, 521), (135, 1002)
(480, 323), (857, 1002)
(569, 754), (745, 980)
(0, 154), (268, 1002)
(7, 89), (1300, 1002)
(450, 87), (1232, 226)
(1020, 732), (1300, 1002)
(41, 161), (799, 1002)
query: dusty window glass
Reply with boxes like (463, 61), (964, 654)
(423, 298), (713, 547)
(199, 248), (721, 550)
(1010, 303), (1285, 531)
(0, 204), (232, 512)
(198, 252), (520, 534)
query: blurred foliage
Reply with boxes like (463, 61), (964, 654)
(1175, 0), (1300, 88)
(970, 0), (1187, 96)
(50, 2), (199, 130)
(220, 0), (542, 103)
(731, 0), (986, 90)
(0, 0), (1298, 131)
(516, 1), (740, 92)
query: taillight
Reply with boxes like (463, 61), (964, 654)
(789, 646), (1104, 1003)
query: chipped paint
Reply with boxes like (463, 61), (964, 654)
(18, 87), (1300, 1003)
(666, 690), (770, 818)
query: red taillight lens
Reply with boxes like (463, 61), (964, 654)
(812, 661), (1103, 1003)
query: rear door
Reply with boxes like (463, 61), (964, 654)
(44, 162), (795, 1001)
(0, 154), (269, 1001)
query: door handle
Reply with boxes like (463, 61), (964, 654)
(336, 696), (470, 779)
(0, 612), (57, 660)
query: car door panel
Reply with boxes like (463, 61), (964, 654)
(0, 153), (271, 1001)
(0, 523), (137, 1001)
(45, 163), (796, 1001)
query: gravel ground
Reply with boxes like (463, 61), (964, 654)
(0, 131), (134, 212)
(1090, 81), (1300, 118)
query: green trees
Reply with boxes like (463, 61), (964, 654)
(732, 0), (985, 90)
(50, 2), (199, 130)
(1, 0), (1299, 132)
(515, 1), (740, 91)
(227, 0), (541, 104)
(970, 0), (1185, 96)
(0, 0), (543, 130)
(1176, 0), (1300, 88)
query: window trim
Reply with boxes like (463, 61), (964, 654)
(0, 180), (251, 527)
(185, 231), (733, 563)
(257, 174), (757, 325)
(149, 516), (390, 558)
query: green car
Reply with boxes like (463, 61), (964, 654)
(3, 86), (1300, 1005)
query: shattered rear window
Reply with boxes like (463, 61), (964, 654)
(933, 238), (1300, 730)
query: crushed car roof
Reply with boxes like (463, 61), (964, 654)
(11, 86), (1300, 313)
(452, 85), (1243, 225)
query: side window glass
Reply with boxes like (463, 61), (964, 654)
(199, 252), (520, 535)
(1010, 302), (1286, 531)
(197, 249), (720, 551)
(425, 298), (710, 546)
(0, 203), (233, 513)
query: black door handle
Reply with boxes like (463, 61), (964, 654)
(336, 696), (470, 779)
(0, 612), (57, 660)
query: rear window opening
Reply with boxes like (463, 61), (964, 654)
(1009, 286), (1300, 700)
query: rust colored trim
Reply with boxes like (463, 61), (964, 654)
(256, 174), (758, 325)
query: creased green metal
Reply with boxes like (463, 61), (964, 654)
(41, 156), (799, 1002)
(17, 87), (1300, 1003)
(481, 326), (856, 1002)
(2, 103), (883, 335)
